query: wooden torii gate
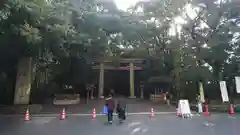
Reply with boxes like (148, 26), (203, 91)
(92, 57), (146, 98)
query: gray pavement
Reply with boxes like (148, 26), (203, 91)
(0, 114), (240, 135)
(0, 99), (176, 115)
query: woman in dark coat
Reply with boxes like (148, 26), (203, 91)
(105, 94), (115, 124)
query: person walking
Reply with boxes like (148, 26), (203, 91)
(116, 98), (126, 123)
(165, 92), (171, 106)
(105, 94), (115, 124)
(196, 94), (203, 113)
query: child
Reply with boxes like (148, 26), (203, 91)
(116, 99), (126, 123)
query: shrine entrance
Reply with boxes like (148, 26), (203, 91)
(92, 57), (147, 98)
(104, 70), (130, 96)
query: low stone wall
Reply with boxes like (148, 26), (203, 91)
(53, 94), (80, 105)
(150, 94), (165, 103)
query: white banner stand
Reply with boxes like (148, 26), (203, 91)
(178, 99), (192, 118)
(220, 81), (229, 102)
(235, 76), (240, 93)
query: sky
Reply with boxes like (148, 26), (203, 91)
(114, 0), (141, 10)
(113, 0), (199, 36)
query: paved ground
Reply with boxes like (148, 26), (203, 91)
(40, 100), (175, 114)
(0, 98), (176, 114)
(0, 114), (239, 135)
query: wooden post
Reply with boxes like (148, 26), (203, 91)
(129, 62), (135, 98)
(98, 63), (104, 98)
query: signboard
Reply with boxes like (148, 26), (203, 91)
(219, 81), (229, 102)
(14, 58), (32, 104)
(178, 99), (191, 115)
(235, 76), (240, 93)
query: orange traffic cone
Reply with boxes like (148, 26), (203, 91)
(177, 107), (182, 117)
(149, 108), (155, 119)
(229, 104), (235, 115)
(177, 111), (182, 117)
(204, 104), (210, 116)
(24, 109), (30, 121)
(60, 108), (66, 120)
(92, 108), (96, 120)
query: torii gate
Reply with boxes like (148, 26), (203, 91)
(92, 57), (146, 98)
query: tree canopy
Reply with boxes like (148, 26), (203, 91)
(0, 0), (240, 102)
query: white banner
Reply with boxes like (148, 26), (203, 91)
(178, 99), (191, 115)
(199, 82), (205, 103)
(235, 76), (240, 93)
(220, 81), (229, 102)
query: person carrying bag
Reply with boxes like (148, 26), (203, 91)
(105, 94), (115, 124)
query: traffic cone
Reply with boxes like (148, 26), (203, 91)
(92, 108), (96, 120)
(60, 108), (66, 120)
(24, 109), (30, 121)
(229, 104), (235, 115)
(177, 111), (182, 117)
(149, 108), (155, 119)
(204, 104), (210, 116)
(177, 107), (182, 117)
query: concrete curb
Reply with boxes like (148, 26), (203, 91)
(0, 112), (176, 117)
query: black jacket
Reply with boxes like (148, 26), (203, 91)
(117, 100), (126, 111)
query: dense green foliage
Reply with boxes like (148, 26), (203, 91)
(0, 0), (240, 103)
